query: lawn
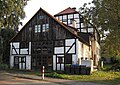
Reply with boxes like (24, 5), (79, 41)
(7, 64), (120, 85)
(44, 71), (120, 85)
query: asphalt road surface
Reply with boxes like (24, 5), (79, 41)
(0, 71), (61, 85)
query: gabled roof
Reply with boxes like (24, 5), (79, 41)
(10, 8), (90, 46)
(54, 7), (79, 16)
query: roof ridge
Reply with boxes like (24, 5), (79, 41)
(54, 7), (78, 16)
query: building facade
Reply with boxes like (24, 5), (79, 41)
(10, 7), (100, 71)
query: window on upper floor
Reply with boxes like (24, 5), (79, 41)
(74, 14), (79, 18)
(59, 16), (62, 21)
(81, 28), (87, 32)
(39, 15), (45, 19)
(63, 15), (67, 19)
(88, 28), (93, 33)
(35, 25), (41, 33)
(42, 23), (49, 32)
(68, 14), (73, 19)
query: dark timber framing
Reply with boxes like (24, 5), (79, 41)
(10, 7), (100, 70)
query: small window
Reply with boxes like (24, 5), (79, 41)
(59, 16), (62, 21)
(42, 24), (46, 32)
(42, 24), (49, 32)
(74, 14), (79, 18)
(58, 57), (63, 64)
(81, 28), (87, 32)
(35, 25), (41, 33)
(88, 28), (93, 33)
(46, 24), (49, 31)
(68, 14), (73, 19)
(63, 15), (67, 19)
(39, 15), (44, 19)
(74, 18), (80, 23)
(76, 24), (80, 28)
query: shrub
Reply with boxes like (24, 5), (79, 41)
(0, 63), (8, 70)
(46, 72), (63, 78)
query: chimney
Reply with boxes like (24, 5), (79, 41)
(72, 7), (76, 11)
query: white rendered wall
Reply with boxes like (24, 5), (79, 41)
(96, 41), (101, 65)
(53, 55), (56, 70)
(72, 54), (77, 64)
(65, 39), (75, 53)
(65, 39), (75, 46)
(84, 44), (90, 59)
(65, 45), (75, 53)
(76, 39), (82, 64)
(13, 42), (19, 48)
(26, 55), (31, 70)
(29, 42), (31, 55)
(54, 47), (64, 54)
(10, 56), (14, 69)
(20, 49), (28, 54)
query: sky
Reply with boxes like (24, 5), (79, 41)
(20, 0), (92, 29)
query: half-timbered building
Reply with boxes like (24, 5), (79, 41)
(10, 7), (100, 71)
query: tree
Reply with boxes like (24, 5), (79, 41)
(0, 28), (15, 64)
(80, 0), (120, 60)
(0, 0), (29, 64)
(0, 0), (29, 32)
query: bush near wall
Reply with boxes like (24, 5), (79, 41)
(0, 63), (8, 70)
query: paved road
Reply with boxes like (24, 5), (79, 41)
(0, 71), (61, 85)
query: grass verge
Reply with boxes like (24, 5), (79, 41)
(6, 69), (120, 85)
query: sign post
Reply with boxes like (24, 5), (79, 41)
(42, 66), (45, 80)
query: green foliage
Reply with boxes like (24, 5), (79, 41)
(79, 0), (120, 59)
(0, 28), (15, 64)
(45, 72), (64, 78)
(0, 63), (8, 70)
(0, 0), (29, 31)
(6, 68), (120, 85)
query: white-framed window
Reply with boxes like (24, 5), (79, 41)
(59, 16), (62, 21)
(81, 28), (87, 32)
(74, 14), (79, 18)
(35, 25), (41, 33)
(42, 24), (49, 32)
(68, 14), (73, 19)
(74, 18), (80, 23)
(76, 24), (80, 28)
(63, 15), (67, 19)
(88, 28), (93, 33)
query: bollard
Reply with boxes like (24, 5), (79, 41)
(42, 66), (45, 80)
